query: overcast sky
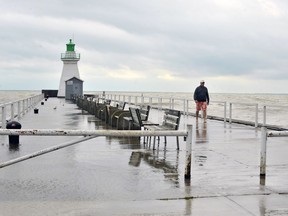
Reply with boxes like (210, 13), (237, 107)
(0, 0), (288, 93)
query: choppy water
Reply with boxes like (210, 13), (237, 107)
(1, 90), (288, 128)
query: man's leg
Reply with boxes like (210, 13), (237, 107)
(196, 110), (199, 119)
(203, 110), (207, 122)
(202, 102), (207, 122)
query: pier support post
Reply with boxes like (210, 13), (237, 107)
(185, 124), (193, 180)
(260, 127), (267, 177)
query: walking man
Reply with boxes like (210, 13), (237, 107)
(194, 80), (210, 122)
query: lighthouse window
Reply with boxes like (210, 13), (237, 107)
(67, 81), (73, 85)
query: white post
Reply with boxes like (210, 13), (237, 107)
(11, 103), (14, 120)
(255, 104), (258, 128)
(22, 100), (25, 115)
(141, 94), (144, 105)
(172, 98), (175, 110)
(183, 99), (186, 115)
(260, 127), (267, 176)
(263, 105), (266, 126)
(18, 101), (21, 118)
(224, 102), (227, 124)
(128, 96), (131, 104)
(185, 124), (193, 179)
(229, 103), (232, 124)
(1, 106), (6, 128)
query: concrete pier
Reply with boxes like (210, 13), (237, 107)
(0, 98), (287, 215)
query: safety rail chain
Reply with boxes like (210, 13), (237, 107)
(0, 126), (193, 180)
(80, 93), (288, 130)
(0, 93), (44, 127)
(260, 127), (288, 177)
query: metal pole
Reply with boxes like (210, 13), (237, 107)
(260, 127), (267, 176)
(1, 106), (6, 128)
(185, 124), (193, 179)
(255, 104), (258, 128)
(141, 94), (144, 105)
(263, 105), (266, 126)
(229, 103), (232, 124)
(183, 99), (186, 116)
(224, 102), (227, 124)
(22, 100), (25, 115)
(11, 103), (14, 120)
(0, 129), (188, 137)
(0, 136), (97, 169)
(18, 101), (21, 118)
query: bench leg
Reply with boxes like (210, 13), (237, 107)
(176, 136), (179, 150)
(153, 136), (156, 150)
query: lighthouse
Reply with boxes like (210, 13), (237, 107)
(57, 39), (81, 98)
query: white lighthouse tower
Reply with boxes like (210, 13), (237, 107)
(57, 39), (81, 97)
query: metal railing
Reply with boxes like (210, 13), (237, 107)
(0, 126), (193, 179)
(61, 52), (80, 60)
(0, 94), (44, 128)
(86, 93), (287, 129)
(260, 127), (288, 178)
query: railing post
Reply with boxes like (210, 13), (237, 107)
(128, 96), (131, 105)
(263, 105), (266, 126)
(141, 94), (144, 105)
(229, 103), (232, 124)
(22, 100), (25, 115)
(255, 104), (258, 128)
(260, 127), (267, 177)
(1, 106), (6, 128)
(185, 124), (193, 179)
(224, 102), (227, 123)
(183, 99), (186, 116)
(18, 101), (21, 118)
(11, 103), (14, 120)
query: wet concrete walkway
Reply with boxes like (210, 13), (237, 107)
(0, 98), (287, 215)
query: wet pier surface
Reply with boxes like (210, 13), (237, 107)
(0, 98), (287, 215)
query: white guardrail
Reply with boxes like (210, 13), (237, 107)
(0, 126), (194, 180)
(90, 93), (287, 129)
(0, 94), (44, 127)
(260, 127), (288, 177)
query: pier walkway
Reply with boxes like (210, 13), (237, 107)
(0, 97), (287, 216)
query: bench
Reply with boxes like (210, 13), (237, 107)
(143, 109), (181, 150)
(110, 103), (150, 130)
(94, 99), (111, 122)
(129, 106), (155, 130)
(109, 102), (128, 127)
(122, 105), (152, 130)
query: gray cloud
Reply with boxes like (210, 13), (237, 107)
(1, 0), (288, 92)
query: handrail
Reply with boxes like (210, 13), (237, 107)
(83, 93), (288, 129)
(0, 129), (187, 136)
(260, 127), (288, 179)
(0, 125), (193, 180)
(0, 93), (44, 127)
